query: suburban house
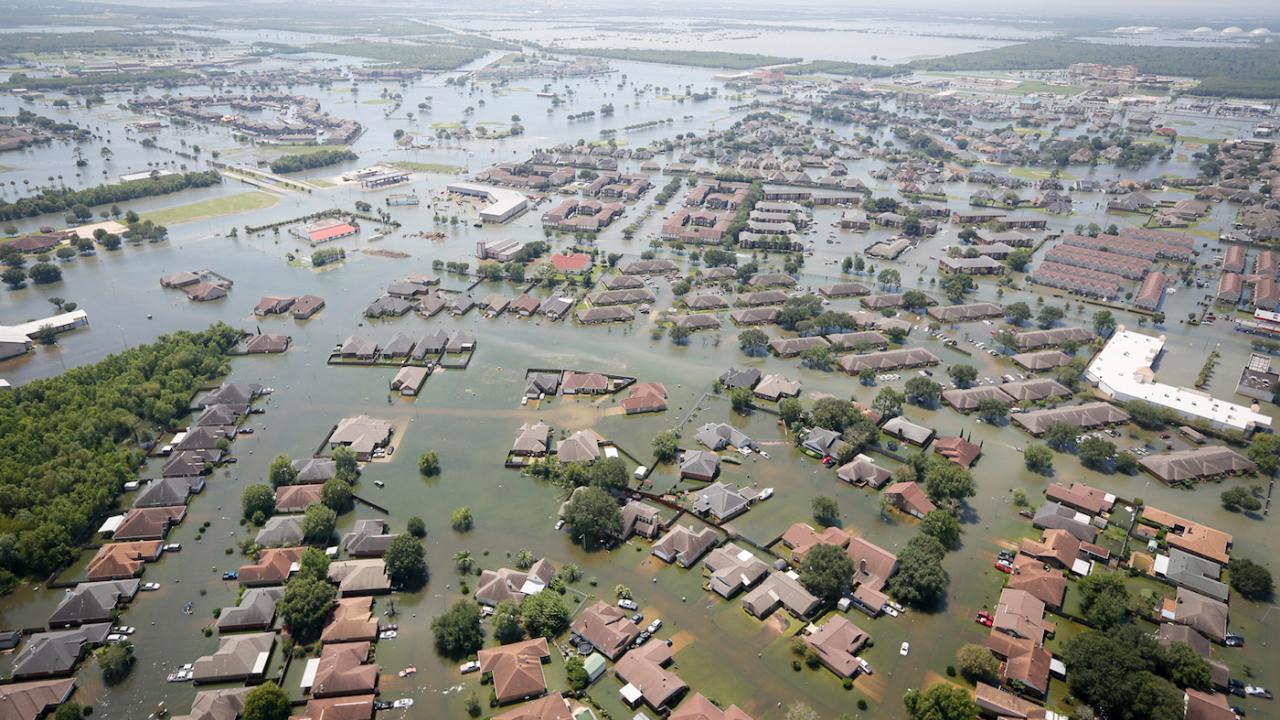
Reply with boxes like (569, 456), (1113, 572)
(571, 601), (641, 660)
(883, 482), (936, 519)
(691, 482), (751, 522)
(478, 638), (551, 705)
(652, 526), (719, 568)
(804, 616), (870, 678)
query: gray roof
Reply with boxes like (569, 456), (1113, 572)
(1011, 401), (1129, 435)
(1173, 588), (1227, 643)
(524, 372), (560, 398)
(1032, 501), (1098, 542)
(12, 623), (110, 678)
(802, 427), (848, 458)
(838, 348), (940, 373)
(255, 516), (304, 547)
(718, 367), (761, 389)
(197, 382), (261, 408)
(381, 332), (416, 357)
(292, 458), (338, 483)
(216, 588), (283, 632)
(342, 519), (396, 557)
(1011, 350), (1072, 371)
(133, 477), (193, 509)
(696, 423), (753, 451)
(173, 688), (254, 720)
(691, 482), (750, 521)
(1164, 549), (1228, 602)
(679, 450), (720, 480)
(881, 416), (935, 446)
(192, 632), (275, 683)
(651, 525), (719, 567)
(1139, 447), (1256, 484)
(48, 580), (139, 628)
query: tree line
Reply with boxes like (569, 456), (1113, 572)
(0, 170), (222, 222)
(0, 323), (241, 591)
(268, 149), (358, 174)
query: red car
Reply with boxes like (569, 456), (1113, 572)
(975, 612), (994, 627)
(994, 560), (1013, 574)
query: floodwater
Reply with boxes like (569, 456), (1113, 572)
(0, 43), (1276, 720)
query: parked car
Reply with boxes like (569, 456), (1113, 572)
(1225, 634), (1245, 647)
(882, 605), (899, 618)
(647, 619), (662, 634)
(106, 633), (129, 642)
(858, 658), (873, 675)
(617, 598), (638, 611)
(630, 613), (644, 625)
(163, 543), (182, 552)
(994, 559), (1014, 574)
(221, 571), (238, 581)
(460, 661), (480, 674)
(141, 582), (161, 591)
(112, 626), (135, 635)
(899, 642), (910, 656)
(1244, 686), (1271, 699)
(975, 612), (994, 627)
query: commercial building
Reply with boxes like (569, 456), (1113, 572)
(447, 182), (529, 223)
(1085, 328), (1272, 432)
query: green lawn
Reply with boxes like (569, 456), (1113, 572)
(1009, 167), (1077, 181)
(391, 161), (466, 175)
(142, 191), (279, 226)
(263, 144), (349, 156)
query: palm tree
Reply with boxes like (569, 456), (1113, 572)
(453, 551), (473, 574)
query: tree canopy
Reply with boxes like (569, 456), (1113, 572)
(564, 487), (622, 550)
(798, 543), (853, 605)
(432, 600), (484, 659)
(384, 533), (428, 589)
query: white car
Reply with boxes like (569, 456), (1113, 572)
(106, 633), (129, 642)
(460, 661), (480, 674)
(112, 626), (135, 635)
(617, 598), (638, 611)
(647, 619), (662, 634)
(379, 630), (398, 640)
(392, 699), (414, 709)
(141, 582), (161, 591)
(900, 642), (910, 656)
(163, 543), (181, 552)
(887, 601), (905, 614)
(858, 658), (873, 675)
(758, 488), (774, 501)
(882, 605), (900, 618)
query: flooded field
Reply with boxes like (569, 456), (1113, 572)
(0, 26), (1276, 720)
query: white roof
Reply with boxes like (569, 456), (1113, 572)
(1071, 558), (1093, 576)
(300, 657), (320, 689)
(98, 514), (126, 534)
(3, 309), (89, 337)
(619, 683), (643, 704)
(1085, 329), (1272, 432)
(447, 182), (527, 219)
(1153, 554), (1170, 576)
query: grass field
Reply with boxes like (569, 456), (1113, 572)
(262, 144), (349, 156)
(391, 161), (466, 175)
(142, 191), (279, 226)
(1009, 166), (1077, 181)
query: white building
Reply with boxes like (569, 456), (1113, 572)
(447, 182), (528, 223)
(1085, 328), (1272, 433)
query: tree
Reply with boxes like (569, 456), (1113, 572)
(877, 268), (901, 288)
(652, 429), (680, 463)
(242, 682), (291, 720)
(901, 289), (930, 311)
(521, 589), (569, 638)
(738, 328), (769, 355)
(873, 387), (904, 418)
(904, 376), (942, 407)
(975, 397), (1008, 422)
(812, 496), (840, 527)
(297, 547), (330, 580)
(333, 446), (358, 477)
(798, 543), (853, 605)
(785, 702), (818, 720)
(887, 533), (948, 608)
(1246, 433), (1280, 476)
(779, 398), (804, 427)
(1007, 248), (1033, 272)
(993, 328), (1018, 352)
(1024, 444), (1054, 473)
(1126, 399), (1173, 430)
(941, 274), (973, 303)
(1228, 558), (1273, 600)
(27, 262), (61, 284)
(383, 533), (427, 588)
(564, 487), (622, 549)
(241, 483), (275, 522)
(320, 477), (353, 513)
(1093, 310), (1117, 337)
(1078, 436), (1116, 471)
(54, 704), (84, 720)
(1161, 641), (1211, 691)
(1220, 486), (1260, 512)
(418, 450), (440, 476)
(407, 516), (427, 538)
(97, 642), (133, 684)
(1004, 301), (1032, 325)
(432, 600), (484, 659)
(947, 364), (978, 388)
(268, 454), (298, 487)
(278, 575), (336, 644)
(800, 345), (834, 370)
(924, 461), (975, 506)
(31, 325), (57, 346)
(920, 509), (962, 550)
(302, 504), (337, 544)
(1077, 571), (1131, 630)
(1043, 422), (1076, 451)
(1114, 451), (1140, 475)
(589, 457), (628, 492)
(810, 397), (858, 433)
(728, 386), (753, 414)
(566, 655), (589, 691)
(451, 506), (474, 532)
(1036, 305), (1064, 329)
(669, 325), (691, 345)
(858, 367), (877, 386)
(903, 683), (980, 720)
(1062, 627), (1186, 720)
(1, 266), (25, 289)
(492, 600), (524, 643)
(956, 643), (999, 683)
